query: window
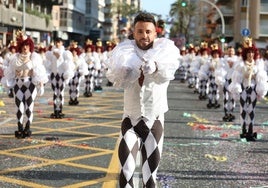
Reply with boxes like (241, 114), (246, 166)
(241, 0), (248, 7)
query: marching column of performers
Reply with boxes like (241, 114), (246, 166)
(0, 34), (117, 138)
(1, 31), (48, 138)
(1, 34), (268, 142)
(176, 37), (268, 142)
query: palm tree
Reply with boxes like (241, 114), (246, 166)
(169, 0), (196, 43)
(112, 2), (139, 26)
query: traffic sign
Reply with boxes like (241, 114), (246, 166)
(242, 28), (250, 36)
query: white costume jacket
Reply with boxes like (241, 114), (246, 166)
(215, 55), (238, 87)
(45, 46), (74, 83)
(2, 52), (48, 88)
(106, 38), (180, 121)
(199, 57), (223, 80)
(229, 60), (268, 99)
(81, 51), (101, 70)
(72, 55), (89, 76)
(190, 55), (210, 77)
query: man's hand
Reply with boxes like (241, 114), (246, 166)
(53, 49), (60, 59)
(142, 60), (157, 75)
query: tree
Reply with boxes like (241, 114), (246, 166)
(169, 0), (196, 43)
(111, 1), (139, 39)
(111, 2), (139, 24)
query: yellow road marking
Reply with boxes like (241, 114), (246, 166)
(102, 138), (120, 188)
(0, 175), (51, 188)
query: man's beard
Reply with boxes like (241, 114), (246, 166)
(136, 40), (153, 50)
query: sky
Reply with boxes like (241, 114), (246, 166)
(140, 0), (175, 18)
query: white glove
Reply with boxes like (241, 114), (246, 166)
(38, 86), (44, 96)
(142, 60), (157, 75)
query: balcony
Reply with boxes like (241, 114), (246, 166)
(0, 4), (53, 31)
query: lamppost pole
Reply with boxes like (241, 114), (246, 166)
(22, 0), (26, 31)
(200, 0), (225, 49)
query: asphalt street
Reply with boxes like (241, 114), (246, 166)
(0, 78), (267, 188)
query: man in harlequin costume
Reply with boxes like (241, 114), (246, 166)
(68, 41), (88, 105)
(45, 37), (74, 118)
(177, 46), (188, 83)
(2, 30), (48, 138)
(94, 39), (105, 91)
(81, 39), (99, 97)
(186, 44), (197, 89)
(3, 40), (18, 98)
(38, 43), (48, 66)
(103, 40), (116, 87)
(229, 37), (268, 141)
(215, 46), (239, 122)
(106, 12), (180, 187)
(196, 42), (211, 99)
(199, 43), (222, 108)
(236, 46), (243, 61)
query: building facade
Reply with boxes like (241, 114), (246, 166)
(0, 0), (54, 47)
(0, 0), (140, 48)
(192, 0), (268, 49)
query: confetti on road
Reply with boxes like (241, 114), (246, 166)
(164, 141), (219, 147)
(0, 100), (5, 106)
(157, 174), (176, 188)
(205, 154), (227, 162)
(0, 110), (6, 114)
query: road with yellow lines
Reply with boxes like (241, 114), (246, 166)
(1, 79), (268, 188)
(0, 82), (123, 188)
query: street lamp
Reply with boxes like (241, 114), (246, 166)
(220, 35), (225, 43)
(181, 1), (187, 7)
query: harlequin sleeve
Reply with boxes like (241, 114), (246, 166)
(106, 40), (142, 88)
(44, 51), (53, 75)
(31, 52), (49, 85)
(228, 62), (243, 95)
(198, 63), (209, 81)
(1, 56), (16, 88)
(142, 38), (181, 84)
(189, 58), (200, 75)
(215, 64), (227, 86)
(78, 57), (89, 76)
(62, 50), (75, 83)
(255, 66), (268, 97)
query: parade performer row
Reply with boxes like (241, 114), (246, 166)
(0, 35), (113, 138)
(2, 41), (18, 98)
(178, 37), (268, 142)
(1, 31), (48, 138)
(45, 37), (74, 118)
(229, 37), (268, 141)
(68, 41), (89, 105)
(215, 46), (239, 122)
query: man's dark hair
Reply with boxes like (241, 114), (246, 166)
(55, 37), (63, 42)
(134, 12), (156, 26)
